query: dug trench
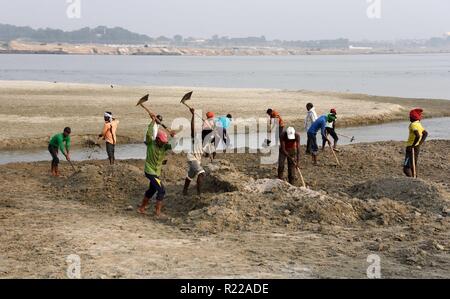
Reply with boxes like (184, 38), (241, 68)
(0, 140), (448, 278)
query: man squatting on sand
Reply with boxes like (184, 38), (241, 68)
(404, 108), (428, 178)
(99, 112), (119, 165)
(48, 127), (71, 176)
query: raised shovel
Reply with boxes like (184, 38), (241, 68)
(136, 94), (172, 134)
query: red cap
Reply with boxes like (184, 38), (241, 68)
(410, 108), (423, 121)
(206, 112), (215, 119)
(330, 108), (337, 115)
(156, 131), (168, 144)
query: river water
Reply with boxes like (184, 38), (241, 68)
(1, 53), (449, 99)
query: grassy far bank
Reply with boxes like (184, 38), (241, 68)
(1, 80), (450, 150)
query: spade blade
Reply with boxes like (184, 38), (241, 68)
(180, 91), (193, 104)
(136, 94), (149, 106)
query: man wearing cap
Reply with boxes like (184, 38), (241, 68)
(137, 112), (175, 217)
(278, 127), (301, 185)
(202, 111), (217, 159)
(307, 114), (336, 165)
(404, 108), (428, 178)
(322, 109), (339, 152)
(99, 112), (120, 165)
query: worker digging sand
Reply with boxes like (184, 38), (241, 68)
(137, 111), (176, 218)
(404, 108), (428, 178)
(99, 112), (119, 165)
(266, 108), (286, 145)
(278, 127), (301, 185)
(183, 108), (206, 196)
(307, 114), (336, 165)
(202, 111), (217, 160)
(322, 109), (339, 152)
(215, 113), (233, 148)
(48, 127), (72, 176)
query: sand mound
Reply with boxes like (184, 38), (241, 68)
(349, 177), (449, 213)
(181, 178), (363, 233)
(50, 163), (147, 208)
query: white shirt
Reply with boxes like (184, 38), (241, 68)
(305, 108), (318, 130)
(187, 137), (204, 162)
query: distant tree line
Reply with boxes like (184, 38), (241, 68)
(1, 24), (449, 49)
(0, 24), (151, 44)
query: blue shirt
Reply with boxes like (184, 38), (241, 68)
(307, 115), (327, 137)
(217, 116), (231, 129)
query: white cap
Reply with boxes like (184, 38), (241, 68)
(286, 127), (296, 140)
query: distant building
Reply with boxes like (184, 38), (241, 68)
(349, 45), (373, 50)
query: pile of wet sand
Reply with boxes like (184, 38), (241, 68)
(45, 157), (445, 234)
(349, 177), (449, 213)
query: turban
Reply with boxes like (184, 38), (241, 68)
(410, 108), (423, 121)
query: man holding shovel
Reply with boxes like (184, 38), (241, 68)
(99, 112), (119, 165)
(404, 108), (428, 178)
(136, 96), (176, 217)
(183, 108), (206, 196)
(48, 127), (72, 176)
(278, 127), (301, 185)
(322, 110), (339, 152)
(307, 114), (336, 165)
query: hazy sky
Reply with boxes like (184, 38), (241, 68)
(1, 0), (449, 40)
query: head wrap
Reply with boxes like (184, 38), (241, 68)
(104, 112), (113, 122)
(206, 112), (215, 119)
(410, 108), (423, 121)
(327, 114), (337, 123)
(330, 108), (337, 115)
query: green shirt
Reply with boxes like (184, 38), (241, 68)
(145, 122), (172, 176)
(49, 133), (71, 153)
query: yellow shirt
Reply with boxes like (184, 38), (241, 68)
(406, 121), (424, 147)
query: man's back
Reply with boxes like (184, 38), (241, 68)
(308, 115), (327, 135)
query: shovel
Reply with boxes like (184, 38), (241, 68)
(338, 133), (355, 143)
(136, 94), (172, 134)
(180, 91), (206, 122)
(291, 159), (306, 188)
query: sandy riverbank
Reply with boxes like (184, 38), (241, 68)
(0, 140), (448, 278)
(4, 40), (449, 56)
(1, 80), (450, 150)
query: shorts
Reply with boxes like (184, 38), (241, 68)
(106, 142), (115, 159)
(144, 173), (166, 201)
(187, 160), (205, 180)
(404, 146), (420, 169)
(48, 144), (59, 166)
(307, 132), (319, 155)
